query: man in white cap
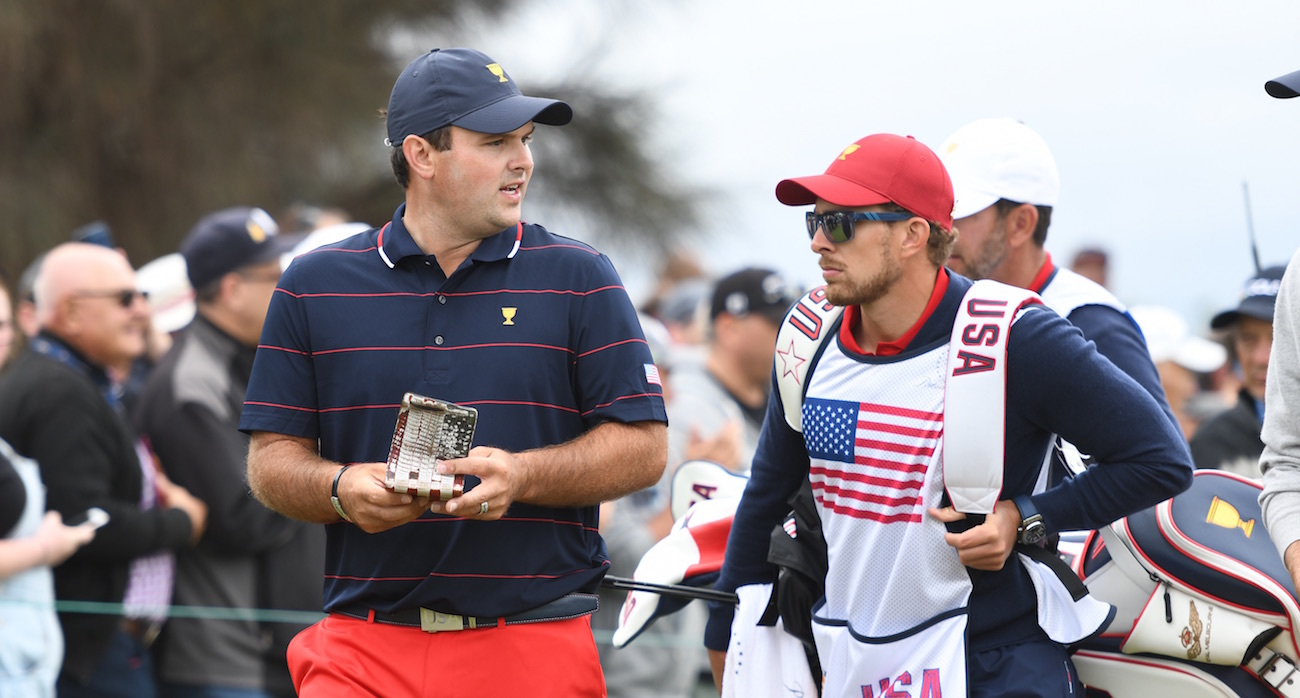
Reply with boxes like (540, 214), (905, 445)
(939, 118), (1173, 423)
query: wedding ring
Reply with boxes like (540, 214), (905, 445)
(479, 502), (490, 516)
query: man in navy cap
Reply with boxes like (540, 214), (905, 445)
(136, 207), (323, 698)
(1191, 265), (1286, 476)
(240, 49), (667, 695)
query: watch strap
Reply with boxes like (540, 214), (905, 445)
(331, 464), (353, 522)
(1012, 494), (1038, 525)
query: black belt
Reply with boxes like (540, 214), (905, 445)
(335, 592), (599, 633)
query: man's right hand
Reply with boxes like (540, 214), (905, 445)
(1285, 540), (1300, 594)
(156, 470), (208, 545)
(334, 461), (432, 533)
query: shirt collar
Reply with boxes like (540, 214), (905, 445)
(840, 268), (950, 357)
(377, 203), (524, 270)
(1028, 252), (1057, 294)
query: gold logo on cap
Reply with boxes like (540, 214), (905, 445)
(838, 144), (860, 160)
(246, 221), (267, 243)
(502, 307), (517, 325)
(486, 64), (509, 83)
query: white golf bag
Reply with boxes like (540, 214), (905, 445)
(1068, 468), (1300, 697)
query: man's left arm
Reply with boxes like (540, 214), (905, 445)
(1259, 250), (1300, 587)
(1013, 307), (1194, 533)
(1068, 304), (1178, 430)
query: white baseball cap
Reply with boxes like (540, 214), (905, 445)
(939, 117), (1060, 220)
(135, 253), (195, 334)
(1129, 305), (1227, 374)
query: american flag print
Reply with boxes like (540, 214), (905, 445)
(803, 397), (943, 524)
(644, 363), (662, 386)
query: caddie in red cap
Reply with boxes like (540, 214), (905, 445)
(241, 48), (668, 696)
(703, 133), (1192, 697)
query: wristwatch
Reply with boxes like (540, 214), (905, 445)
(1012, 494), (1047, 546)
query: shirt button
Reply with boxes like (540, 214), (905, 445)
(438, 295), (447, 305)
(434, 336), (445, 346)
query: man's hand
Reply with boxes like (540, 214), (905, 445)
(433, 446), (522, 520)
(1285, 540), (1300, 593)
(335, 461), (432, 533)
(928, 499), (1022, 570)
(708, 648), (726, 696)
(686, 422), (744, 472)
(34, 511), (97, 566)
(155, 469), (209, 545)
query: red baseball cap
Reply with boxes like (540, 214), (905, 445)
(775, 133), (955, 232)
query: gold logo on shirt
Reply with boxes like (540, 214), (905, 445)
(502, 307), (517, 326)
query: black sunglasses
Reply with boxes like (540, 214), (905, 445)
(805, 211), (914, 243)
(74, 289), (148, 309)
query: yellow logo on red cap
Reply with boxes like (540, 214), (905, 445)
(486, 64), (509, 83)
(838, 144), (860, 160)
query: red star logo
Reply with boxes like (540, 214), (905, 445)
(777, 339), (807, 385)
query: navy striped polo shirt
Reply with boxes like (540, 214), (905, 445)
(239, 204), (668, 618)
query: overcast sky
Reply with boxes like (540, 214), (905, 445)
(453, 1), (1299, 331)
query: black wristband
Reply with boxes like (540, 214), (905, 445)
(331, 465), (352, 522)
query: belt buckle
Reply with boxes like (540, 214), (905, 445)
(141, 621), (162, 648)
(419, 608), (478, 632)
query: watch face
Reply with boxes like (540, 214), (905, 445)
(1020, 519), (1047, 545)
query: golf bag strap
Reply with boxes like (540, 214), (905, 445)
(944, 280), (1043, 515)
(1247, 649), (1300, 697)
(775, 286), (844, 433)
(1018, 542), (1089, 602)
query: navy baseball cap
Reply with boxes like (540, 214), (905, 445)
(180, 207), (296, 290)
(385, 48), (572, 146)
(1210, 265), (1286, 330)
(1266, 70), (1300, 99)
(710, 268), (804, 326)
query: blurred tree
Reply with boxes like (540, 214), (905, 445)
(0, 0), (703, 282)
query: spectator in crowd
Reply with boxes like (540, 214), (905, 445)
(14, 252), (46, 339)
(1069, 247), (1110, 289)
(595, 313), (714, 698)
(240, 48), (666, 695)
(0, 242), (207, 697)
(136, 207), (324, 698)
(0, 276), (15, 370)
(1128, 305), (1228, 440)
(134, 251), (197, 353)
(0, 438), (99, 697)
(653, 276), (711, 359)
(0, 271), (99, 697)
(668, 267), (803, 476)
(1191, 264), (1286, 476)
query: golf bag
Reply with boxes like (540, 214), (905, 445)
(1069, 469), (1300, 697)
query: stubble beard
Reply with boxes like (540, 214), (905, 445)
(957, 220), (1008, 281)
(824, 244), (903, 308)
